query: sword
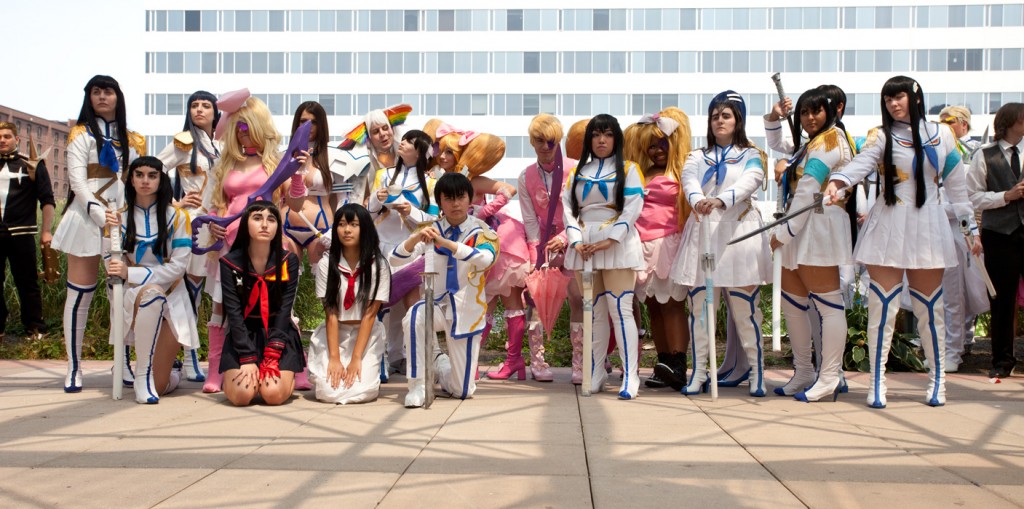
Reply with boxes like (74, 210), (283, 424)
(728, 193), (827, 245)
(422, 245), (437, 408)
(770, 177), (784, 352)
(701, 217), (719, 401)
(959, 220), (997, 298)
(581, 227), (594, 397)
(770, 73), (796, 135)
(107, 208), (125, 400)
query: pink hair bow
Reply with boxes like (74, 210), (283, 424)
(435, 123), (480, 146)
(637, 113), (680, 137)
(214, 88), (252, 140)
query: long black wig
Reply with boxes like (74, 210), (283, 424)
(323, 204), (385, 314)
(570, 114), (625, 219)
(124, 156), (173, 260)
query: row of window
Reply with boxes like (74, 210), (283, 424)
(145, 91), (1024, 121)
(145, 5), (1024, 33)
(145, 48), (1024, 76)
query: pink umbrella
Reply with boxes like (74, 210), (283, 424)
(525, 264), (572, 338)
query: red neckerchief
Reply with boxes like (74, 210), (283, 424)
(341, 265), (362, 310)
(244, 276), (270, 335)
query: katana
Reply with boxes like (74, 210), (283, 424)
(728, 192), (827, 245)
(580, 227), (594, 397)
(770, 73), (796, 135)
(108, 209), (125, 400)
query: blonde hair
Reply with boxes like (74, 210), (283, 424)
(528, 114), (564, 144)
(210, 96), (282, 213)
(437, 131), (506, 178)
(628, 107), (694, 226)
(939, 105), (971, 129)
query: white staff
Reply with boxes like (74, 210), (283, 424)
(108, 207), (125, 400)
(581, 227), (594, 397)
(422, 240), (437, 408)
(701, 218), (719, 401)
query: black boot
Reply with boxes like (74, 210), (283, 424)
(655, 351), (687, 391)
(645, 353), (669, 388)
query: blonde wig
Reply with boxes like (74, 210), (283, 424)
(436, 130), (506, 178)
(629, 106), (693, 225)
(210, 96), (282, 213)
(527, 113), (564, 145)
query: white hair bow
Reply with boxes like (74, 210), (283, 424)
(637, 113), (680, 137)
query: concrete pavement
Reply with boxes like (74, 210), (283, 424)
(0, 360), (1022, 508)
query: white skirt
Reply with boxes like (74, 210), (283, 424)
(636, 233), (687, 304)
(308, 320), (384, 404)
(485, 260), (530, 299)
(563, 228), (644, 271)
(52, 207), (105, 257)
(671, 209), (771, 288)
(854, 201), (958, 269)
(111, 283), (199, 350)
(780, 206), (853, 270)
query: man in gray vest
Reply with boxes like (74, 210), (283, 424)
(967, 102), (1024, 379)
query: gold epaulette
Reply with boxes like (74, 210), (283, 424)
(128, 130), (147, 156)
(173, 131), (193, 152)
(68, 125), (87, 144)
(808, 128), (841, 153)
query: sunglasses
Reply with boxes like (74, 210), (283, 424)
(236, 121), (250, 132)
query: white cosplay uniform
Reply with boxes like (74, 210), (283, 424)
(308, 255), (392, 404)
(53, 120), (145, 256)
(368, 165), (438, 371)
(671, 145), (770, 396)
(156, 130), (219, 276)
(105, 205), (197, 403)
(829, 120), (970, 407)
(328, 146), (371, 207)
(765, 123), (855, 401)
(389, 215), (497, 407)
(53, 120), (145, 392)
(562, 157), (646, 398)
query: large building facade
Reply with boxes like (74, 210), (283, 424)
(138, 1), (1024, 196)
(0, 105), (72, 200)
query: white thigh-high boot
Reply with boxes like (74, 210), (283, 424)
(682, 286), (712, 395)
(775, 292), (815, 396)
(132, 288), (168, 404)
(182, 277), (206, 382)
(796, 290), (848, 402)
(403, 300), (444, 408)
(438, 332), (482, 400)
(589, 292), (612, 394)
(727, 288), (766, 397)
(63, 282), (96, 392)
(608, 290), (640, 399)
(387, 301), (408, 371)
(717, 316), (751, 386)
(866, 283), (902, 408)
(910, 287), (947, 406)
(812, 303), (849, 393)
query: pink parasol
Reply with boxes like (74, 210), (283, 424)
(525, 262), (572, 337)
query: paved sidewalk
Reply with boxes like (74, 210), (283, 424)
(0, 360), (1022, 508)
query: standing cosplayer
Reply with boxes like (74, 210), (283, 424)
(52, 75), (146, 392)
(672, 91), (771, 397)
(518, 114), (586, 383)
(308, 204), (391, 404)
(0, 122), (55, 342)
(625, 108), (693, 391)
(219, 201), (303, 406)
(967, 102), (1024, 380)
(563, 114), (646, 399)
(283, 101), (335, 264)
(391, 173), (497, 407)
(825, 76), (975, 407)
(764, 88), (854, 401)
(104, 157), (197, 403)
(156, 90), (220, 382)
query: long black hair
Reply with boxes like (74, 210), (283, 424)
(178, 90), (220, 201)
(389, 129), (433, 211)
(292, 101), (331, 193)
(323, 204), (385, 314)
(124, 156), (173, 259)
(78, 75), (129, 171)
(230, 200), (285, 283)
(571, 114), (625, 219)
(880, 75), (927, 208)
(782, 88), (838, 202)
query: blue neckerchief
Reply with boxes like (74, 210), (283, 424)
(702, 145), (732, 187)
(442, 224), (461, 295)
(383, 167), (423, 208)
(97, 121), (120, 173)
(579, 157), (611, 201)
(134, 239), (163, 265)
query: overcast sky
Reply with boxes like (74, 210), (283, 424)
(7, 1), (142, 121)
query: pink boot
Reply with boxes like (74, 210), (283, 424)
(203, 323), (225, 393)
(294, 351), (313, 391)
(527, 320), (554, 382)
(570, 322), (584, 385)
(487, 312), (526, 380)
(478, 316), (494, 380)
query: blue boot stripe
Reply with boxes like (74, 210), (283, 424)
(868, 283), (902, 406)
(461, 335), (475, 399)
(909, 289), (943, 401)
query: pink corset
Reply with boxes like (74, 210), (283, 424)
(635, 176), (681, 242)
(224, 167), (269, 247)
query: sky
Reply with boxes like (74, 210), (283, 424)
(6, 1), (142, 121)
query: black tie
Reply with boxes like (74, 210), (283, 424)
(1012, 146), (1021, 180)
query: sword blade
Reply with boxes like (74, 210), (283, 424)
(727, 198), (821, 246)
